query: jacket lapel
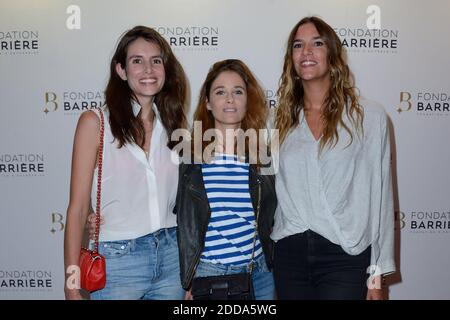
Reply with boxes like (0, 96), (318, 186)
(187, 165), (208, 201)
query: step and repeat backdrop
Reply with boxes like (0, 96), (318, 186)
(1, 0), (449, 299)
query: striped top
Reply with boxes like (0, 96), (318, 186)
(201, 154), (262, 266)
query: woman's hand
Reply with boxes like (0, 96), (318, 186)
(65, 288), (84, 300)
(185, 289), (193, 300)
(366, 275), (386, 300)
(367, 288), (385, 300)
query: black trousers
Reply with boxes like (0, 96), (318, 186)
(273, 230), (371, 300)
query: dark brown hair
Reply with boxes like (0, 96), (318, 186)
(105, 25), (187, 149)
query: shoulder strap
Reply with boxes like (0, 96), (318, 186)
(247, 178), (261, 274)
(93, 108), (104, 253)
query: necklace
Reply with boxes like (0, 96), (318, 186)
(142, 117), (153, 160)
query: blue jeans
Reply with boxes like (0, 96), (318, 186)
(194, 254), (275, 300)
(90, 227), (184, 300)
(273, 230), (371, 300)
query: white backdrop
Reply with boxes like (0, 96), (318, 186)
(1, 0), (449, 299)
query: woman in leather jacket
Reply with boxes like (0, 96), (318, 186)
(175, 59), (277, 300)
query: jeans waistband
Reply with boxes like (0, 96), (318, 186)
(149, 226), (176, 239)
(126, 227), (177, 248)
(199, 253), (266, 273)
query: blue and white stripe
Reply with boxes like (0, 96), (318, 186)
(201, 154), (262, 266)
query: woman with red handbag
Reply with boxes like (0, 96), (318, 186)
(64, 26), (188, 300)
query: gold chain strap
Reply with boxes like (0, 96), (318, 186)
(248, 178), (261, 274)
(93, 109), (104, 253)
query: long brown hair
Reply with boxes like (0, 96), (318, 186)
(105, 25), (187, 149)
(276, 16), (363, 151)
(192, 59), (268, 165)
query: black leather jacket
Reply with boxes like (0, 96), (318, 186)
(174, 162), (277, 289)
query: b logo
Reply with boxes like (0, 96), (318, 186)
(397, 92), (412, 113)
(44, 92), (58, 114)
(395, 211), (406, 230)
(51, 212), (65, 233)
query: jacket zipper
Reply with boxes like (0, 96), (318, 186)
(186, 188), (212, 288)
(186, 248), (202, 288)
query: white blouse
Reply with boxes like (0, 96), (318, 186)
(91, 101), (179, 241)
(271, 100), (395, 275)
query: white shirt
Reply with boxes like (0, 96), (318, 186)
(91, 102), (179, 241)
(271, 100), (395, 275)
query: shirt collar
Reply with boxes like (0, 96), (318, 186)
(131, 100), (161, 123)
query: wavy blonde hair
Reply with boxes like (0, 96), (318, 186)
(275, 16), (363, 151)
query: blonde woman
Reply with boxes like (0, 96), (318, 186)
(272, 17), (395, 300)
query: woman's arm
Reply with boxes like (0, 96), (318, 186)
(375, 112), (396, 276)
(367, 112), (396, 300)
(63, 110), (100, 299)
